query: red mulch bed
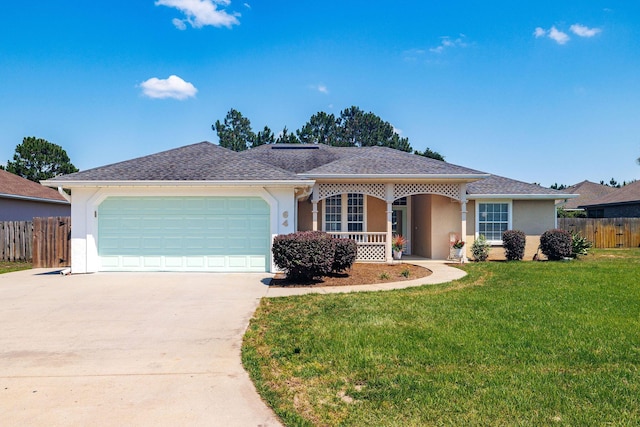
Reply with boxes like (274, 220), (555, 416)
(270, 263), (431, 287)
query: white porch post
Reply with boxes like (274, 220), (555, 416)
(311, 185), (319, 231)
(385, 183), (394, 263)
(459, 184), (468, 263)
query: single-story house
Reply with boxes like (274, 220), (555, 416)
(42, 142), (574, 273)
(558, 180), (619, 215)
(578, 180), (640, 218)
(1, 169), (70, 221)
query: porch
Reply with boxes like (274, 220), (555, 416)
(299, 182), (471, 262)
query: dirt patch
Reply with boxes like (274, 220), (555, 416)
(270, 263), (431, 287)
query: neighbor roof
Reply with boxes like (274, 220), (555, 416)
(0, 169), (69, 203)
(561, 180), (619, 210)
(45, 142), (302, 183)
(579, 180), (640, 208)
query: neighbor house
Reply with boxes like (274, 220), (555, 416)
(0, 169), (70, 221)
(558, 180), (619, 215)
(578, 180), (640, 218)
(42, 142), (574, 273)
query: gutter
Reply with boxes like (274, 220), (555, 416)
(298, 173), (491, 181)
(0, 192), (70, 205)
(40, 179), (315, 188)
(57, 187), (71, 202)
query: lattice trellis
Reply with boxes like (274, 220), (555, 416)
(356, 244), (386, 262)
(394, 183), (461, 201)
(317, 183), (386, 201)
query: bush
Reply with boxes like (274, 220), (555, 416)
(539, 229), (572, 260)
(272, 231), (335, 281)
(502, 230), (526, 261)
(332, 238), (358, 273)
(471, 234), (491, 262)
(571, 231), (593, 258)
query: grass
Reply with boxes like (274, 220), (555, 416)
(242, 249), (640, 426)
(0, 261), (31, 274)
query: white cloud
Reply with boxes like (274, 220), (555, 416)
(243, 2), (251, 8)
(140, 75), (198, 100)
(309, 84), (328, 94)
(570, 24), (601, 37)
(429, 35), (468, 54)
(533, 27), (547, 38)
(155, 0), (240, 29)
(548, 26), (570, 44)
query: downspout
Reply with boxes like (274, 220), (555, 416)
(58, 187), (71, 203)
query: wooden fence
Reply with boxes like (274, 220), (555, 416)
(0, 217), (71, 267)
(0, 221), (33, 262)
(557, 217), (640, 249)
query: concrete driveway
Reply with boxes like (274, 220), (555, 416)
(0, 269), (282, 427)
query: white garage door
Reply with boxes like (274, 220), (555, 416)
(98, 196), (270, 272)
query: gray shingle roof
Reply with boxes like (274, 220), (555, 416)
(242, 144), (484, 176)
(561, 180), (619, 209)
(579, 180), (640, 207)
(47, 142), (300, 182)
(467, 174), (566, 196)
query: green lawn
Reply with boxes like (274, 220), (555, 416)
(0, 261), (31, 274)
(242, 249), (640, 426)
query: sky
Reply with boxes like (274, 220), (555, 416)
(1, 1), (639, 188)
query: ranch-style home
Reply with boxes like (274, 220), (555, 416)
(42, 142), (574, 273)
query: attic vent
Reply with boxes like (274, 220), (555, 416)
(271, 145), (319, 150)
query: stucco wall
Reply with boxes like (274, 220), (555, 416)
(431, 195), (462, 259)
(0, 198), (70, 221)
(367, 196), (387, 232)
(466, 199), (556, 261)
(297, 199), (313, 231)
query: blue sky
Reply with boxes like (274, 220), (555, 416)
(2, 1), (639, 187)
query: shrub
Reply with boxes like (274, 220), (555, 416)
(502, 230), (526, 261)
(471, 234), (491, 262)
(272, 231), (335, 281)
(539, 229), (572, 260)
(332, 238), (358, 273)
(571, 231), (593, 258)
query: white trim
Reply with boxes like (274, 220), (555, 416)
(475, 199), (513, 245)
(321, 193), (368, 233)
(469, 194), (578, 200)
(0, 193), (70, 205)
(41, 180), (314, 188)
(301, 174), (489, 181)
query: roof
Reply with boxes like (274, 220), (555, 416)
(560, 180), (619, 209)
(467, 174), (569, 198)
(0, 169), (69, 203)
(45, 142), (301, 183)
(579, 180), (640, 208)
(242, 143), (485, 177)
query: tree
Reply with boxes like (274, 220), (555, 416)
(6, 137), (78, 182)
(253, 125), (275, 148)
(275, 127), (300, 144)
(212, 108), (256, 151)
(297, 112), (340, 145)
(550, 183), (567, 190)
(415, 148), (445, 161)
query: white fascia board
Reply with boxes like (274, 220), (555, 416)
(300, 173), (490, 182)
(0, 193), (70, 205)
(40, 180), (314, 189)
(469, 193), (579, 200)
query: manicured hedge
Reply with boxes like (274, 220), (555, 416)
(540, 229), (572, 260)
(502, 230), (526, 261)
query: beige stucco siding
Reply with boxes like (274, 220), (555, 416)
(466, 199), (557, 261)
(367, 196), (387, 232)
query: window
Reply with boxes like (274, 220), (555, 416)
(324, 195), (342, 231)
(324, 193), (365, 232)
(477, 202), (510, 243)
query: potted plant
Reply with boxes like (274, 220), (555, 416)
(392, 234), (407, 260)
(452, 239), (465, 258)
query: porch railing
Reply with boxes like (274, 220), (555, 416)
(330, 232), (387, 262)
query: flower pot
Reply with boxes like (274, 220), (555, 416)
(454, 247), (464, 258)
(392, 249), (403, 260)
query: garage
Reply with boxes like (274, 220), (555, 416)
(97, 196), (270, 272)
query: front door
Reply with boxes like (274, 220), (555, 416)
(392, 206), (409, 254)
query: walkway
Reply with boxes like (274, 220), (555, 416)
(266, 260), (467, 297)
